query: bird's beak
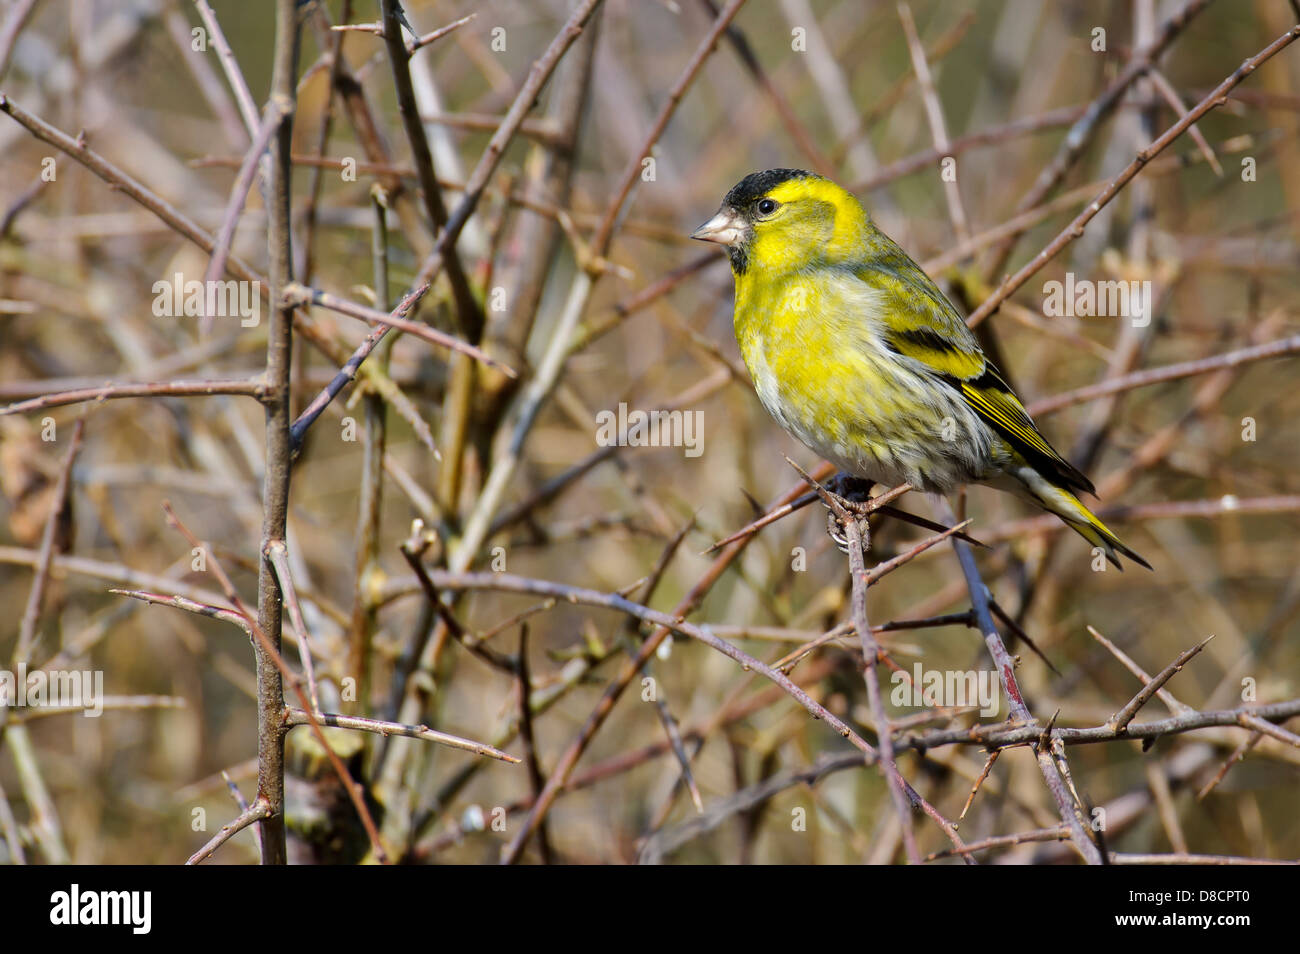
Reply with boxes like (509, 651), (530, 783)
(690, 207), (742, 246)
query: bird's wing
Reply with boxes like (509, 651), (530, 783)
(861, 256), (1096, 495)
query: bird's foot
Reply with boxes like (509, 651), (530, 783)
(823, 475), (874, 554)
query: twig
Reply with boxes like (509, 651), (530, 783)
(1238, 712), (1300, 750)
(1028, 334), (1300, 416)
(265, 543), (322, 717)
(417, 568), (874, 759)
(863, 519), (973, 585)
(12, 418), (83, 665)
(282, 283), (512, 374)
(283, 709), (519, 762)
(201, 99), (290, 327)
(186, 797), (272, 865)
(494, 481), (848, 863)
(193, 0), (260, 133)
(0, 380), (263, 417)
(704, 0), (835, 176)
(1197, 733), (1263, 799)
(1147, 66), (1222, 175)
(0, 94), (265, 286)
(158, 498), (391, 866)
(0, 0), (38, 82)
(4, 696), (185, 724)
(927, 825), (1068, 861)
(287, 283), (431, 449)
(1107, 638), (1213, 732)
(897, 3), (969, 242)
(515, 628), (555, 863)
(959, 750), (1001, 821)
(896, 699), (1300, 752)
(0, 776), (25, 864)
(453, 0), (744, 582)
(706, 477), (902, 554)
(378, 0), (483, 341)
(109, 589), (247, 634)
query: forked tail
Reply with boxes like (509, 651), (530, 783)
(1016, 469), (1152, 571)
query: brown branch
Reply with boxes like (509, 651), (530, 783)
(161, 502), (388, 864)
(287, 283), (432, 449)
(1238, 712), (1300, 750)
(201, 99), (289, 327)
(978, 0), (1213, 281)
(378, 0), (483, 342)
(0, 94), (263, 287)
(282, 283), (513, 374)
(252, 0), (300, 866)
(515, 628), (555, 863)
(590, 0), (748, 258)
(791, 462), (919, 863)
(186, 797), (272, 866)
(898, 699), (1300, 752)
(897, 2), (969, 243)
(411, 0), (606, 289)
(417, 567), (875, 763)
(11, 418), (83, 666)
(0, 379), (264, 417)
(265, 542), (322, 717)
(282, 709), (519, 762)
(494, 484), (852, 863)
(968, 20), (1300, 326)
(110, 588), (248, 635)
(1107, 638), (1213, 732)
(1028, 334), (1300, 416)
(933, 499), (1103, 864)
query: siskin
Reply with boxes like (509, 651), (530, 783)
(692, 168), (1150, 570)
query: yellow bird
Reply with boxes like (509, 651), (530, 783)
(692, 168), (1150, 570)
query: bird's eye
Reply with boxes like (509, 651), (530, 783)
(756, 198), (778, 216)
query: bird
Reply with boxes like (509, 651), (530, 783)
(691, 168), (1151, 570)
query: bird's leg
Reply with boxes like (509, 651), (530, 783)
(824, 474), (874, 554)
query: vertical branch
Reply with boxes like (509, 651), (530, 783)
(379, 0), (484, 343)
(796, 466), (919, 863)
(254, 0), (301, 866)
(897, 2), (969, 244)
(12, 419), (84, 667)
(347, 188), (393, 713)
(842, 517), (920, 864)
(483, 14), (601, 379)
(298, 0), (354, 284)
(933, 500), (1103, 865)
(515, 626), (555, 864)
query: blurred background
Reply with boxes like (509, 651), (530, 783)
(0, 0), (1297, 864)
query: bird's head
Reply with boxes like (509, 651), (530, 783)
(691, 168), (872, 277)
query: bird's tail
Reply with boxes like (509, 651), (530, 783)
(1011, 468), (1152, 571)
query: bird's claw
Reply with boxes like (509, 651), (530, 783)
(823, 475), (874, 554)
